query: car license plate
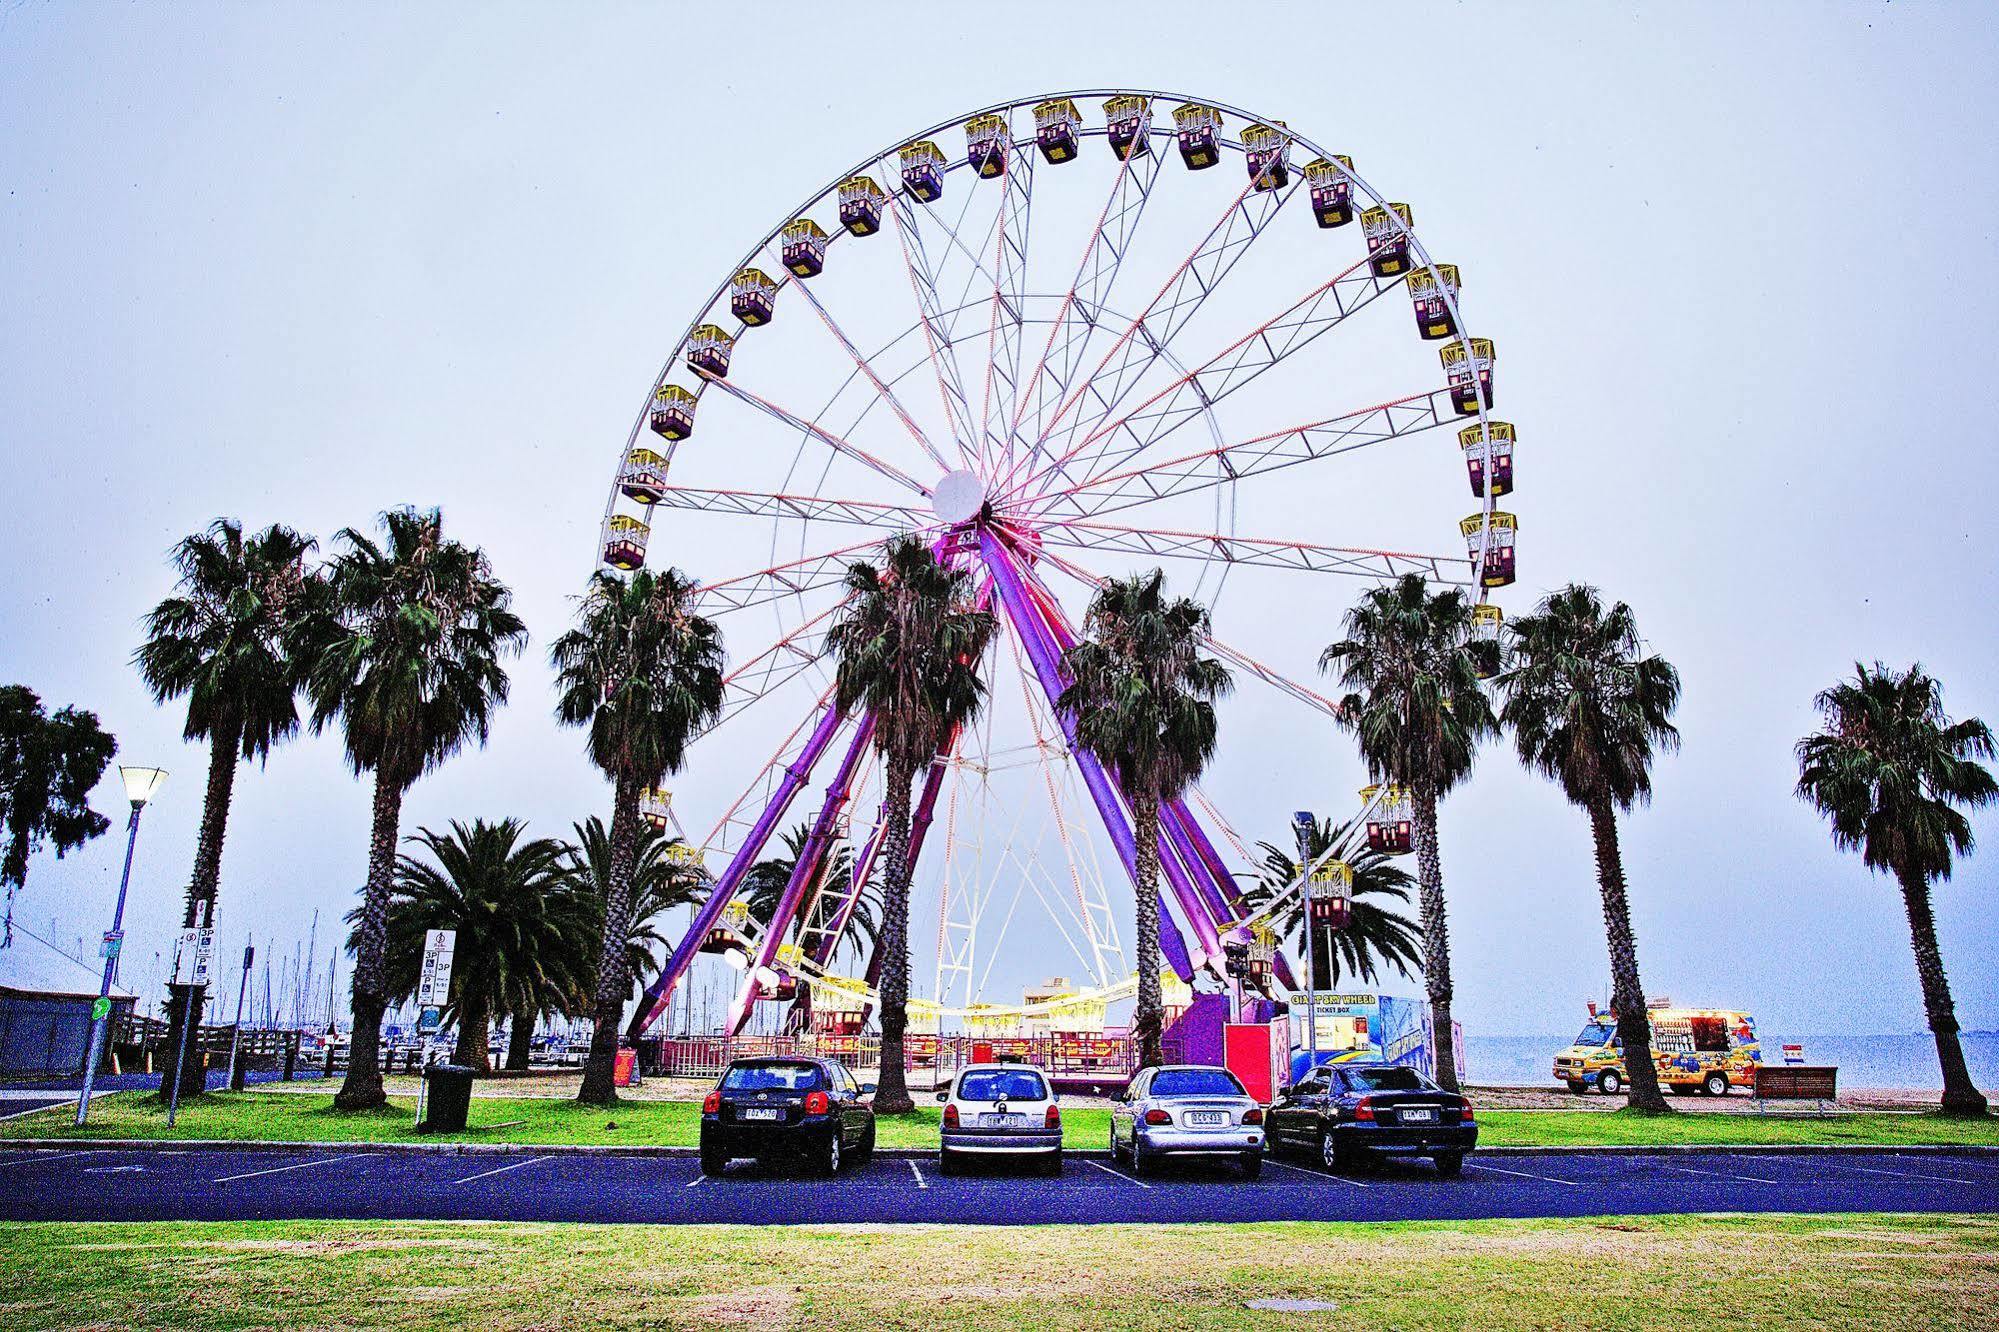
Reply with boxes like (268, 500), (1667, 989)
(1187, 1111), (1228, 1126)
(740, 1107), (782, 1121)
(1400, 1108), (1437, 1123)
(979, 1113), (1027, 1128)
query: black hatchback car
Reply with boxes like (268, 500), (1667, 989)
(699, 1056), (877, 1176)
(1266, 1063), (1476, 1176)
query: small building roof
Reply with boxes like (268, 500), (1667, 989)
(0, 926), (135, 1002)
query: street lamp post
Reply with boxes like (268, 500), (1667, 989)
(224, 943), (254, 1092)
(75, 766), (167, 1127)
(1292, 811), (1319, 1083)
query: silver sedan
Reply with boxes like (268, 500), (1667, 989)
(1108, 1064), (1266, 1178)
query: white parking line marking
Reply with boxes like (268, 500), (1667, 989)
(452, 1155), (550, 1185)
(0, 1150), (101, 1168)
(1262, 1159), (1370, 1188)
(908, 1160), (927, 1190)
(213, 1152), (370, 1184)
(1659, 1163), (1780, 1185)
(1823, 1161), (1984, 1186)
(1464, 1162), (1577, 1186)
(685, 1175), (705, 1188)
(0, 1100), (72, 1122)
(1087, 1160), (1151, 1189)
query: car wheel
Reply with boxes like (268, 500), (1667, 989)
(1704, 1073), (1730, 1097)
(855, 1121), (877, 1164)
(1130, 1140), (1154, 1177)
(1434, 1152), (1464, 1178)
(1598, 1070), (1623, 1096)
(821, 1130), (843, 1177)
(700, 1143), (727, 1177)
(1108, 1124), (1127, 1165)
(938, 1149), (960, 1177)
(1319, 1130), (1347, 1173)
(1041, 1151), (1064, 1178)
(1238, 1152), (1263, 1181)
(1565, 1080), (1587, 1094)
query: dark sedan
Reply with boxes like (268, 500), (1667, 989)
(1266, 1063), (1476, 1176)
(699, 1056), (877, 1176)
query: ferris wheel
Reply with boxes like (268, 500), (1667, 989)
(596, 90), (1520, 1041)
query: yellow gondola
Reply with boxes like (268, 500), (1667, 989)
(730, 268), (779, 327)
(1242, 121), (1291, 191)
(1172, 102), (1222, 170)
(1408, 263), (1461, 340)
(619, 447), (669, 505)
(638, 787), (675, 831)
(1034, 98), (1081, 164)
(1103, 94), (1152, 160)
(1307, 860), (1354, 930)
(1360, 784), (1415, 855)
(602, 513), (649, 571)
(1471, 603), (1504, 681)
(650, 384), (697, 441)
(1458, 421), (1514, 499)
(687, 324), (734, 379)
(966, 113), (1011, 178)
(781, 218), (829, 278)
(1303, 155), (1355, 227)
(1440, 338), (1496, 415)
(900, 140), (947, 202)
(838, 175), (887, 236)
(1361, 202), (1414, 277)
(1460, 511), (1518, 588)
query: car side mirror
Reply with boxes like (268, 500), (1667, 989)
(935, 1090), (950, 1103)
(860, 1083), (877, 1096)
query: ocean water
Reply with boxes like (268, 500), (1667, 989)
(1465, 1031), (1999, 1091)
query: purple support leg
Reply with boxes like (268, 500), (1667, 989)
(980, 527), (1208, 975)
(626, 701), (847, 1040)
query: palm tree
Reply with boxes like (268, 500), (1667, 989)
(825, 536), (994, 1112)
(1499, 584), (1680, 1114)
(1057, 569), (1232, 1071)
(0, 686), (116, 947)
(563, 814), (713, 1007)
(1246, 815), (1422, 990)
(355, 818), (573, 1072)
(1318, 573), (1498, 1092)
(1796, 663), (1994, 1117)
(134, 518), (316, 1099)
(551, 569), (725, 1106)
(294, 507), (526, 1110)
(741, 822), (881, 971)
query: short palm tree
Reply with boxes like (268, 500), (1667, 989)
(563, 814), (713, 1008)
(742, 822), (881, 972)
(1796, 663), (1994, 1116)
(1057, 569), (1231, 1071)
(1318, 573), (1497, 1092)
(358, 818), (572, 1072)
(825, 536), (994, 1112)
(294, 507), (526, 1110)
(1500, 584), (1679, 1114)
(134, 518), (316, 1099)
(0, 686), (116, 948)
(1246, 815), (1422, 990)
(551, 568), (725, 1106)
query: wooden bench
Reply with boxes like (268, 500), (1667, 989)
(1753, 1064), (1838, 1114)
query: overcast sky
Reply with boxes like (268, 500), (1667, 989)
(3, 2), (1995, 1047)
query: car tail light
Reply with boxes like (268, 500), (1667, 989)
(1241, 1107), (1264, 1125)
(1461, 1103), (1476, 1123)
(943, 1103), (959, 1129)
(702, 1090), (721, 1114)
(1143, 1108), (1172, 1125)
(1353, 1097), (1376, 1122)
(1045, 1104), (1061, 1128)
(803, 1091), (830, 1116)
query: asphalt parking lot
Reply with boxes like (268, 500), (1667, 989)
(4, 1146), (1996, 1226)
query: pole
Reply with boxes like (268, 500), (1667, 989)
(74, 806), (143, 1126)
(165, 919), (203, 1128)
(225, 943), (254, 1091)
(1294, 812), (1319, 1084)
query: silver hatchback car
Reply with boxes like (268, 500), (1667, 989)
(1109, 1064), (1265, 1178)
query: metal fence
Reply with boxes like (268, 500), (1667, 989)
(642, 1032), (1183, 1088)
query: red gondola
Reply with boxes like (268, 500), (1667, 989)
(602, 514), (649, 572)
(619, 448), (668, 505)
(650, 384), (697, 441)
(1361, 784), (1414, 855)
(1408, 264), (1460, 340)
(1459, 421), (1514, 498)
(1460, 511), (1518, 588)
(1440, 338), (1495, 415)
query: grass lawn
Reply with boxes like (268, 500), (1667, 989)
(8, 1089), (1998, 1151)
(3, 1213), (1995, 1330)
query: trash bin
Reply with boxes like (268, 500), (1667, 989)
(613, 1046), (636, 1088)
(419, 1063), (476, 1134)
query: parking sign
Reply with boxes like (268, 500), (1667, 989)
(416, 929), (457, 1007)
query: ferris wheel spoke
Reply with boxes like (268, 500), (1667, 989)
(1010, 253), (1406, 510)
(1022, 385), (1460, 524)
(979, 136), (1035, 477)
(710, 603), (845, 726)
(1012, 515), (1475, 583)
(787, 276), (956, 476)
(693, 368), (933, 498)
(886, 192), (983, 463)
(692, 537), (892, 617)
(647, 484), (932, 533)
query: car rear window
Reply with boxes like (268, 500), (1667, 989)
(1342, 1067), (1426, 1092)
(722, 1061), (822, 1091)
(958, 1069), (1048, 1102)
(1149, 1069), (1245, 1097)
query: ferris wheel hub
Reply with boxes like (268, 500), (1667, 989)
(931, 468), (988, 524)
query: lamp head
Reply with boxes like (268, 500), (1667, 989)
(119, 766), (169, 809)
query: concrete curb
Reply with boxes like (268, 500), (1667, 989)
(5, 1137), (1997, 1160)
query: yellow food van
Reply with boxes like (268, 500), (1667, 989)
(1553, 1007), (1761, 1096)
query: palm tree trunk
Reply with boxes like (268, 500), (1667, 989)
(579, 774), (642, 1106)
(1131, 793), (1165, 1071)
(505, 1010), (535, 1072)
(872, 751), (919, 1115)
(1895, 864), (1988, 1116)
(1586, 794), (1670, 1114)
(158, 718), (241, 1103)
(334, 770), (406, 1111)
(453, 990), (491, 1072)
(1409, 775), (1460, 1092)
